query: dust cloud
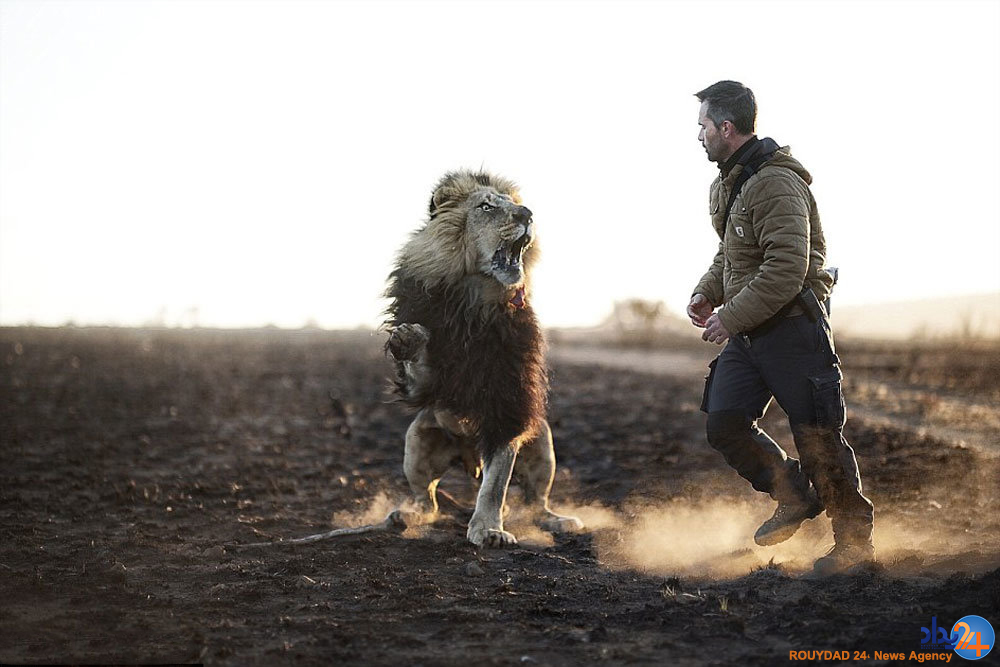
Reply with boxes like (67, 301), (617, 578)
(324, 486), (993, 576)
(588, 498), (822, 578)
(329, 491), (403, 528)
(583, 490), (997, 578)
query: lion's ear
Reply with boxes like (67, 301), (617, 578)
(430, 185), (455, 216)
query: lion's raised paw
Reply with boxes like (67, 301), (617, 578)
(387, 323), (430, 361)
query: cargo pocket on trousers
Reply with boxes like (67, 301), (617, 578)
(700, 357), (719, 414)
(809, 368), (846, 429)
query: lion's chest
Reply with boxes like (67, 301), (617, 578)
(429, 311), (539, 399)
(427, 307), (546, 444)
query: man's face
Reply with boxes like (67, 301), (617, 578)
(698, 101), (726, 164)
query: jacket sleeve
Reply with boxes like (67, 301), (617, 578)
(693, 242), (725, 307)
(717, 175), (810, 333)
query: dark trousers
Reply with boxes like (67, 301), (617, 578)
(701, 314), (874, 543)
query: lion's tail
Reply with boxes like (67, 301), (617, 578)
(230, 514), (401, 549)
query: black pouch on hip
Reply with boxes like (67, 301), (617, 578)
(797, 287), (826, 323)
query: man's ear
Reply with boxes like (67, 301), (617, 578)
(720, 120), (732, 138)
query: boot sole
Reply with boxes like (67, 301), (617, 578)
(754, 505), (823, 547)
(755, 522), (806, 546)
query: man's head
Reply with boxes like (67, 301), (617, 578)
(695, 80), (757, 164)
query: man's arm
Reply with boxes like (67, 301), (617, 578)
(692, 241), (725, 309)
(716, 176), (810, 334)
(691, 244), (728, 342)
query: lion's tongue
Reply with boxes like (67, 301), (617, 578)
(510, 286), (526, 309)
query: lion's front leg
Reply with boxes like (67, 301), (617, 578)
(515, 420), (584, 534)
(387, 323), (433, 399)
(467, 444), (518, 548)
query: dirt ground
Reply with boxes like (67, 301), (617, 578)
(1, 327), (997, 666)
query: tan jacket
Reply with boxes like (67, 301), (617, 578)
(694, 144), (835, 334)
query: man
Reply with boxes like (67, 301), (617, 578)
(687, 80), (874, 575)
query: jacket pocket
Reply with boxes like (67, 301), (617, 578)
(808, 368), (846, 429)
(726, 207), (757, 247)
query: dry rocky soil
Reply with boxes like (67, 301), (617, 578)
(1, 328), (997, 665)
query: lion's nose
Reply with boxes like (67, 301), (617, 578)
(513, 206), (533, 224)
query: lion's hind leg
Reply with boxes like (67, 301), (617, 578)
(514, 420), (584, 534)
(392, 408), (458, 528)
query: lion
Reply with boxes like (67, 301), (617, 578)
(383, 169), (583, 548)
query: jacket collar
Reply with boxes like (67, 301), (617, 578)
(720, 136), (759, 179)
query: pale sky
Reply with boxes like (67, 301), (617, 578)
(2, 0), (998, 329)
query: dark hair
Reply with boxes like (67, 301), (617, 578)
(695, 81), (756, 135)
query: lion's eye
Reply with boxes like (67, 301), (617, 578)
(479, 203), (493, 212)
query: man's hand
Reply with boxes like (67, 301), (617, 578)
(702, 313), (730, 345)
(687, 294), (714, 328)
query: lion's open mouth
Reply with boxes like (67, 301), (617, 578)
(491, 234), (530, 273)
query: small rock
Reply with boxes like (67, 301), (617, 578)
(464, 561), (485, 576)
(108, 562), (127, 583)
(203, 545), (226, 558)
(928, 500), (942, 509)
